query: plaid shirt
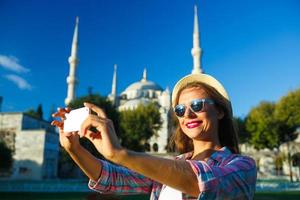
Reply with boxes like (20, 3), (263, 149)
(88, 147), (257, 200)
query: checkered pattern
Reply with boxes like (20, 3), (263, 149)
(88, 147), (257, 200)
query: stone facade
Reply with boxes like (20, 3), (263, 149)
(0, 112), (59, 180)
(240, 128), (300, 180)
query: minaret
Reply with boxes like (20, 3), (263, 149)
(191, 5), (203, 74)
(108, 64), (117, 106)
(141, 68), (147, 82)
(65, 17), (79, 106)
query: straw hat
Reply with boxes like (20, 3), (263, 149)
(172, 73), (230, 107)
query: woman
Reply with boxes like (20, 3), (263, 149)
(52, 73), (257, 199)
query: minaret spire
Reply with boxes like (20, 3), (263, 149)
(141, 68), (147, 82)
(109, 64), (118, 106)
(191, 5), (203, 74)
(111, 64), (117, 96)
(65, 17), (79, 106)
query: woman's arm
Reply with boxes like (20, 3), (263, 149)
(82, 103), (257, 198)
(89, 159), (154, 194)
(113, 149), (200, 197)
(67, 144), (102, 181)
(51, 107), (102, 181)
(113, 150), (256, 199)
(51, 107), (153, 194)
(81, 102), (200, 197)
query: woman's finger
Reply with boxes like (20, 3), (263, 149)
(51, 120), (64, 128)
(80, 115), (106, 138)
(52, 107), (71, 118)
(85, 129), (102, 141)
(84, 102), (107, 119)
(63, 131), (73, 137)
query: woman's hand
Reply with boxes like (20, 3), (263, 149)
(51, 107), (81, 153)
(80, 102), (123, 162)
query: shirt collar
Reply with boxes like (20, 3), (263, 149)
(209, 146), (232, 163)
(179, 146), (232, 162)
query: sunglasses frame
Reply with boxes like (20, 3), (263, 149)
(174, 98), (214, 117)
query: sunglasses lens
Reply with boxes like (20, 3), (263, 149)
(191, 100), (203, 112)
(174, 105), (186, 117)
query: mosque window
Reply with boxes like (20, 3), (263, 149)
(19, 167), (29, 175)
(153, 143), (159, 152)
(121, 94), (127, 100)
(144, 143), (151, 152)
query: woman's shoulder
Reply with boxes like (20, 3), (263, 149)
(224, 151), (257, 169)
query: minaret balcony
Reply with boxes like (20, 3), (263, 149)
(68, 56), (79, 64)
(191, 48), (201, 56)
(66, 76), (77, 84)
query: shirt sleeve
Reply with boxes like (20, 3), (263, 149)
(187, 155), (257, 199)
(88, 159), (154, 195)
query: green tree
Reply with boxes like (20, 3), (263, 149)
(275, 88), (300, 142)
(234, 117), (250, 144)
(25, 104), (43, 120)
(245, 101), (279, 150)
(120, 102), (162, 151)
(0, 140), (13, 172)
(275, 89), (300, 182)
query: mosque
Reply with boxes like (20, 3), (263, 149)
(0, 5), (205, 181)
(1, 5), (299, 182)
(64, 6), (204, 153)
(63, 7), (300, 180)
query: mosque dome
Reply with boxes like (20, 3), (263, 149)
(124, 80), (163, 92)
(120, 68), (163, 100)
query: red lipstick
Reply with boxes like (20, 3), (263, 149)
(186, 120), (202, 129)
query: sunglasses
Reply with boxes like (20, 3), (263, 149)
(174, 98), (214, 117)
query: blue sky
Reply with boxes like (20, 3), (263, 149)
(0, 0), (299, 119)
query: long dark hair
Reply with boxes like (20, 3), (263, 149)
(169, 82), (240, 154)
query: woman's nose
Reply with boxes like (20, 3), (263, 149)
(184, 107), (197, 118)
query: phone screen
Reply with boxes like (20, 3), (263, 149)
(64, 107), (90, 132)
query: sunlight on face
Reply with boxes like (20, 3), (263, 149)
(177, 87), (220, 142)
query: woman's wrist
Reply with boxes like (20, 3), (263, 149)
(109, 147), (128, 165)
(65, 143), (83, 155)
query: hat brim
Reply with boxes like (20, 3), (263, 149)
(172, 73), (230, 107)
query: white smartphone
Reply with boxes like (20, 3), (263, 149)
(64, 107), (90, 132)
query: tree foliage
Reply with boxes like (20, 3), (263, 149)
(245, 101), (279, 150)
(120, 102), (162, 151)
(25, 104), (44, 120)
(234, 117), (250, 144)
(275, 88), (300, 142)
(244, 88), (300, 150)
(0, 140), (13, 171)
(68, 94), (120, 127)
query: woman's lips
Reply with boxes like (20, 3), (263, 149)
(186, 120), (202, 129)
